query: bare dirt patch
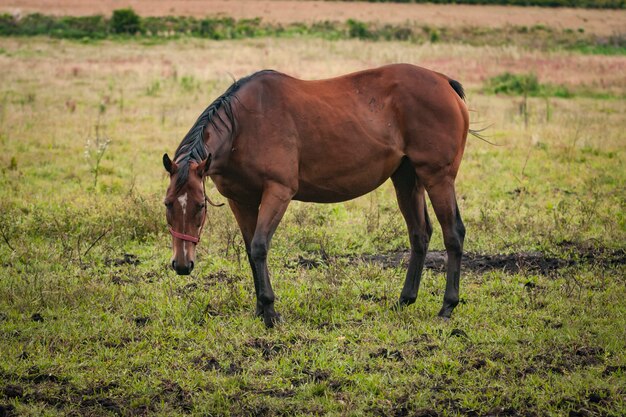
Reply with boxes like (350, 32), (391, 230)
(0, 368), (199, 416)
(356, 251), (574, 274)
(1, 0), (625, 36)
(296, 246), (625, 275)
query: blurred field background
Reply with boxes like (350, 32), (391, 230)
(0, 1), (625, 416)
(1, 0), (624, 34)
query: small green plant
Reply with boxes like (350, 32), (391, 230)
(118, 88), (124, 113)
(146, 80), (160, 96)
(84, 126), (111, 190)
(179, 75), (198, 92)
(110, 8), (140, 34)
(429, 28), (440, 43)
(545, 96), (552, 122)
(18, 92), (36, 109)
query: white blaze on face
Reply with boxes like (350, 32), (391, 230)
(177, 192), (188, 215)
(177, 192), (189, 259)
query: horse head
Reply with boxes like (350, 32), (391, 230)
(162, 153), (211, 275)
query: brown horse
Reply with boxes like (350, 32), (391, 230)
(163, 64), (470, 327)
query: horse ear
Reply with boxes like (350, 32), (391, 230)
(196, 154), (212, 177)
(163, 153), (176, 174)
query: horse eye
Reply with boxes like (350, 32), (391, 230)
(164, 202), (173, 209)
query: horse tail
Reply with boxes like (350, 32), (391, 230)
(448, 79), (466, 101)
(448, 78), (496, 145)
(468, 127), (497, 145)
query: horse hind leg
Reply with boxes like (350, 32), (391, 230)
(391, 158), (433, 307)
(425, 179), (465, 318)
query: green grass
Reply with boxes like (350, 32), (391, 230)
(0, 36), (625, 416)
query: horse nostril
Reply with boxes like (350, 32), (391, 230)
(188, 261), (194, 272)
(171, 260), (177, 271)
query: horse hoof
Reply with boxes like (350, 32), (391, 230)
(437, 308), (453, 320)
(394, 297), (415, 310)
(263, 312), (282, 328)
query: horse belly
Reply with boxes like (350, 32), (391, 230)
(294, 144), (402, 203)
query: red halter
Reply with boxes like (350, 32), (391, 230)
(169, 227), (200, 243)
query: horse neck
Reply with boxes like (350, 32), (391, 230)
(205, 129), (233, 175)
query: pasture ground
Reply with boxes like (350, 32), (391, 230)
(0, 5), (625, 416)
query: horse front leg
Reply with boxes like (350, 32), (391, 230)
(227, 200), (263, 316)
(249, 182), (294, 327)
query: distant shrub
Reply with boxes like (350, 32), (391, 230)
(388, 25), (413, 41)
(110, 8), (140, 34)
(15, 13), (56, 36)
(484, 72), (572, 97)
(197, 18), (225, 39)
(235, 18), (263, 38)
(347, 19), (372, 39)
(0, 14), (18, 35)
(486, 73), (540, 95)
(0, 13), (107, 38)
(53, 15), (108, 39)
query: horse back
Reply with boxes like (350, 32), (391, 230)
(225, 64), (468, 202)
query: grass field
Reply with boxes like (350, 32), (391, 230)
(1, 17), (625, 417)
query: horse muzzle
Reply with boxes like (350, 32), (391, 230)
(172, 259), (194, 275)
(169, 228), (199, 275)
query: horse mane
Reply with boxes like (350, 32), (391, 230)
(173, 70), (277, 190)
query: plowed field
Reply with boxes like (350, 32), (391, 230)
(1, 0), (625, 36)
